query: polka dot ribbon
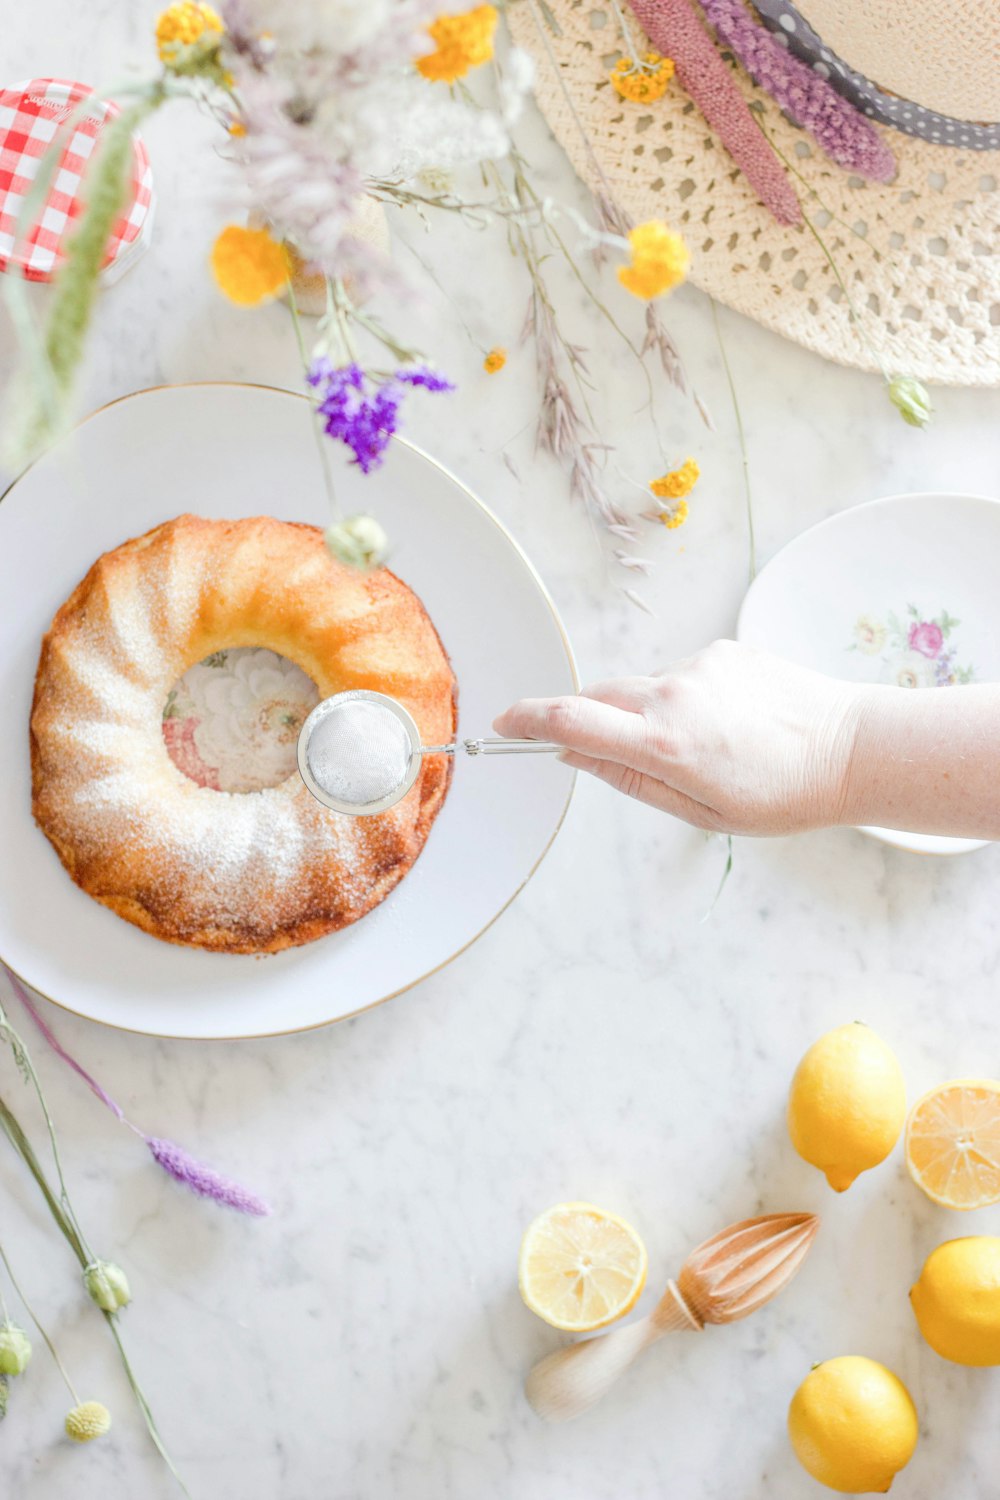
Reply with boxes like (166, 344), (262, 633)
(750, 0), (1000, 150)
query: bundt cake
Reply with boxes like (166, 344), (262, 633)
(30, 514), (457, 954)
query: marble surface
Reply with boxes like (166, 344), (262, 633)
(3, 8), (1000, 1499)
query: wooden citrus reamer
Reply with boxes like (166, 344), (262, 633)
(525, 1212), (820, 1422)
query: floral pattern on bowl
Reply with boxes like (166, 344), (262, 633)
(162, 648), (319, 792)
(849, 605), (975, 690)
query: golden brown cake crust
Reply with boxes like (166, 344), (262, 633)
(30, 515), (457, 954)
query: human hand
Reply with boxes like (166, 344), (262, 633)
(494, 640), (863, 836)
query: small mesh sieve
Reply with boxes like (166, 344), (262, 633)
(297, 689), (561, 816)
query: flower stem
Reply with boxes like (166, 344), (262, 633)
(286, 278), (342, 525)
(0, 1237), (79, 1402)
(710, 298), (756, 582)
(0, 1088), (188, 1492)
(702, 834), (735, 921)
(0, 1090), (86, 1262)
(0, 1003), (95, 1262)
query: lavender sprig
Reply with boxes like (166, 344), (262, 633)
(146, 1138), (271, 1216)
(697, 0), (896, 181)
(5, 966), (271, 1217)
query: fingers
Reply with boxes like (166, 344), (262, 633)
(558, 750), (722, 830)
(579, 676), (653, 711)
(493, 693), (647, 763)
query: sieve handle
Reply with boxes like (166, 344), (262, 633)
(419, 738), (562, 756)
(465, 738), (562, 756)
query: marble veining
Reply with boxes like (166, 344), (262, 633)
(1, 4), (999, 1497)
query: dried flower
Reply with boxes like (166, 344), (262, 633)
(325, 515), (389, 571)
(84, 1261), (131, 1314)
(626, 0), (801, 226)
(650, 457), (699, 498)
(308, 359), (453, 473)
(618, 222), (690, 299)
(0, 1324), (31, 1376)
(483, 347), (506, 373)
(211, 224), (289, 307)
(65, 1401), (112, 1443)
(658, 498), (689, 529)
(888, 375), (933, 429)
(155, 1), (224, 72)
(146, 1137), (271, 1215)
(697, 0), (895, 181)
(609, 51), (675, 104)
(224, 1), (509, 283)
(417, 4), (498, 82)
(6, 966), (272, 1221)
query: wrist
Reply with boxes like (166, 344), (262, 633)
(835, 684), (911, 828)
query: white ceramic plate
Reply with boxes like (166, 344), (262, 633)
(0, 384), (577, 1037)
(737, 492), (1000, 856)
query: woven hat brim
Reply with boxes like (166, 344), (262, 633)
(509, 0), (1000, 386)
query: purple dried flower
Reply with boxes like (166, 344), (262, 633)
(4, 965), (272, 1218)
(396, 365), (454, 392)
(146, 1138), (271, 1217)
(696, 0), (896, 181)
(308, 359), (453, 473)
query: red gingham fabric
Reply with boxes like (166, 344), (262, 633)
(0, 78), (153, 282)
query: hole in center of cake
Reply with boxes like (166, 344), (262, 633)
(162, 647), (320, 793)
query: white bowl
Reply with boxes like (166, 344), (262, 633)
(737, 492), (1000, 856)
(0, 384), (577, 1037)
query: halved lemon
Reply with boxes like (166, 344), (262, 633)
(905, 1079), (1000, 1209)
(518, 1201), (648, 1331)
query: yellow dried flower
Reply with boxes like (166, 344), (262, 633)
(210, 225), (290, 307)
(65, 1402), (112, 1443)
(228, 119), (246, 138)
(650, 458), (699, 500)
(417, 4), (498, 83)
(155, 2), (223, 62)
(483, 347), (506, 374)
(618, 222), (690, 300)
(659, 500), (689, 530)
(610, 52), (675, 104)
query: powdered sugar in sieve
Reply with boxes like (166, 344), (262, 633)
(305, 698), (412, 807)
(297, 689), (562, 817)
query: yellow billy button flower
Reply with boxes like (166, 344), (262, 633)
(483, 347), (506, 374)
(650, 458), (699, 501)
(417, 4), (499, 83)
(65, 1402), (112, 1443)
(155, 1), (223, 63)
(210, 225), (290, 307)
(658, 499), (689, 530)
(618, 222), (690, 300)
(610, 52), (675, 104)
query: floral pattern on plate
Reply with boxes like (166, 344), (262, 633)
(849, 605), (974, 689)
(162, 648), (319, 792)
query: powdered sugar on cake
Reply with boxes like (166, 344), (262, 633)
(30, 515), (456, 952)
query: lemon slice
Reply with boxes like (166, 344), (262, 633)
(905, 1079), (1000, 1209)
(518, 1201), (648, 1331)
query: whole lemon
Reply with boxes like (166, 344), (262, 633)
(910, 1237), (1000, 1365)
(788, 1023), (906, 1191)
(788, 1356), (918, 1493)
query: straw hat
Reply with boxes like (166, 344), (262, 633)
(508, 0), (1000, 385)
